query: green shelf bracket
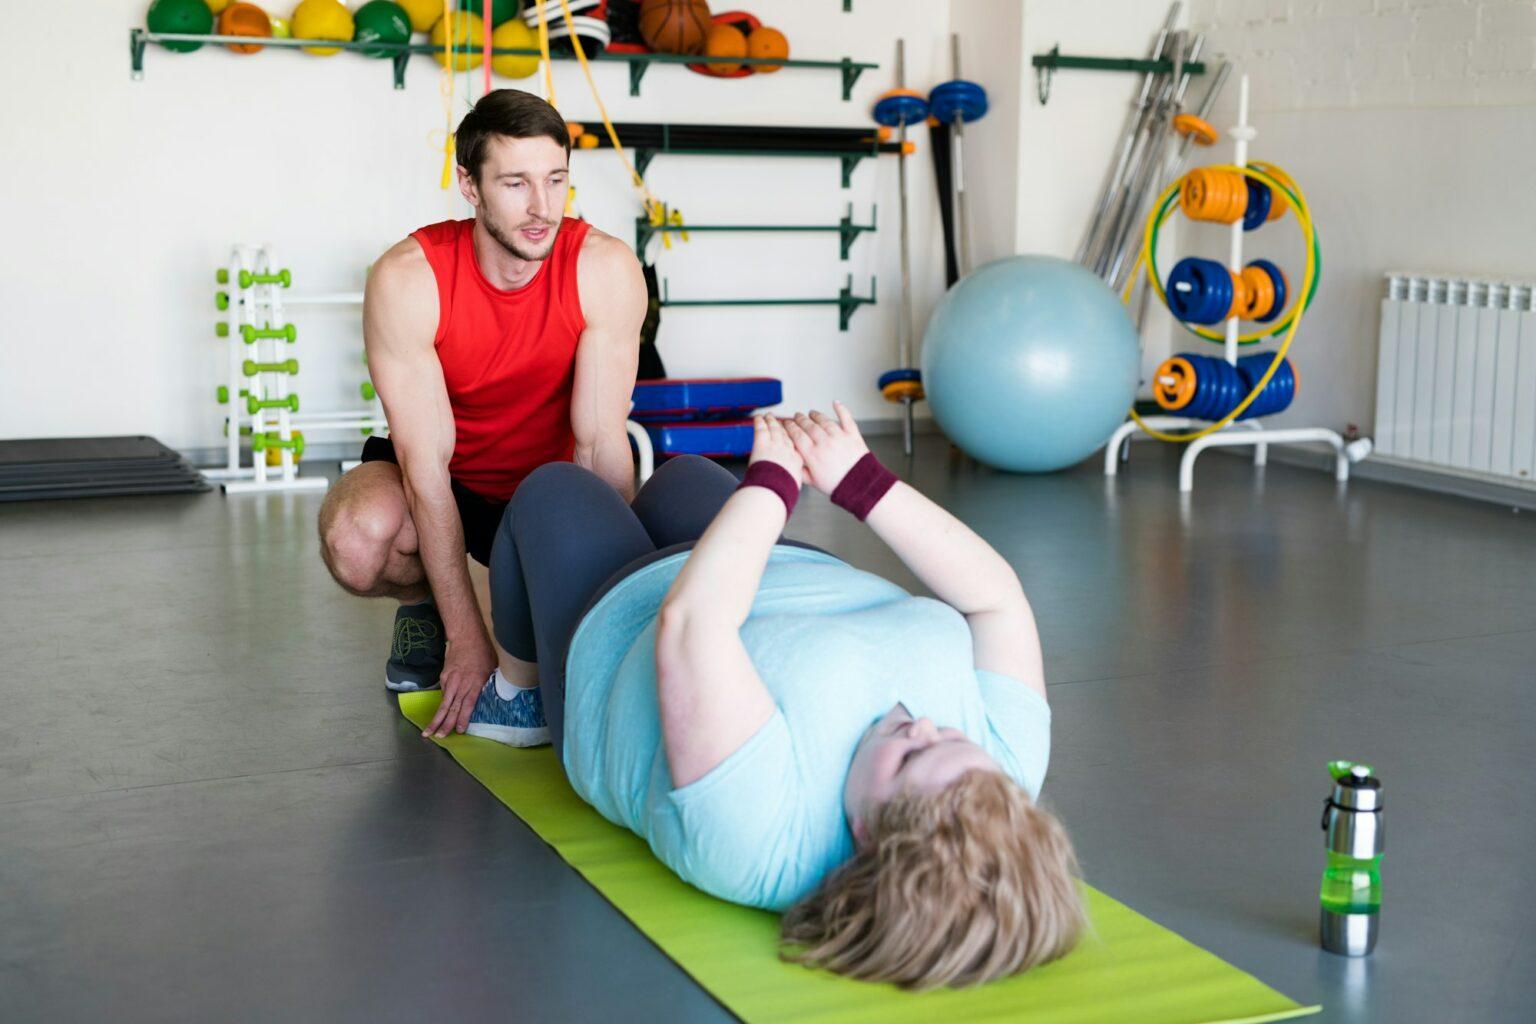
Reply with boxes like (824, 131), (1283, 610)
(840, 152), (864, 188)
(634, 203), (876, 260)
(837, 274), (876, 331)
(634, 148), (658, 179)
(839, 58), (867, 102)
(129, 28), (876, 99)
(837, 204), (876, 259)
(659, 275), (875, 332)
(1032, 44), (1206, 104)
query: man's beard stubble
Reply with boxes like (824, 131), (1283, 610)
(483, 205), (560, 262)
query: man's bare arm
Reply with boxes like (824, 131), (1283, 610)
(364, 239), (495, 733)
(571, 231), (645, 501)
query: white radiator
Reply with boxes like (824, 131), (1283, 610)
(1375, 272), (1536, 486)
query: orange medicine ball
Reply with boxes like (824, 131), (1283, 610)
(702, 23), (746, 75)
(219, 2), (274, 53)
(746, 25), (787, 72)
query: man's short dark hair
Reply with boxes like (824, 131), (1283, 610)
(456, 89), (571, 180)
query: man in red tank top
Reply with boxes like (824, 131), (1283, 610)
(318, 90), (645, 743)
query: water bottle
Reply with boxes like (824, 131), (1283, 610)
(1319, 760), (1383, 956)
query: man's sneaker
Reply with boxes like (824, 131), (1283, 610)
(465, 676), (551, 747)
(385, 600), (445, 693)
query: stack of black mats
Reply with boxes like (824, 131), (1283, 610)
(0, 436), (209, 502)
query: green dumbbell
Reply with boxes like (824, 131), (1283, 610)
(216, 291), (230, 311)
(360, 427), (374, 437)
(215, 385), (251, 404)
(243, 358), (299, 377)
(237, 268), (292, 289)
(216, 268), (229, 285)
(240, 323), (297, 345)
(216, 322), (230, 337)
(252, 431), (305, 458)
(360, 381), (376, 401)
(247, 393), (300, 416)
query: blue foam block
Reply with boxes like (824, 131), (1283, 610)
(631, 378), (782, 423)
(645, 420), (754, 458)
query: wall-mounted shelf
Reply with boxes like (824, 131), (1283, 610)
(636, 204), (876, 259)
(129, 29), (876, 99)
(660, 275), (875, 331)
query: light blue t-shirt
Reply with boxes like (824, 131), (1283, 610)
(562, 545), (1052, 912)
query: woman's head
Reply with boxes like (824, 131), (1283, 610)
(843, 702), (1001, 846)
(783, 707), (1084, 990)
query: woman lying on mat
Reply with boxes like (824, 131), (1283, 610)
(473, 403), (1084, 989)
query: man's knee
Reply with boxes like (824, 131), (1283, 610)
(321, 503), (404, 595)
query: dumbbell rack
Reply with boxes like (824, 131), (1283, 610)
(1104, 74), (1369, 493)
(206, 245), (384, 494)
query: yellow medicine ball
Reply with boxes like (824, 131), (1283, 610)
(490, 19), (539, 79)
(206, 0), (234, 13)
(430, 10), (485, 70)
(396, 0), (442, 33)
(291, 0), (354, 55)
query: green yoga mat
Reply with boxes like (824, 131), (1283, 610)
(399, 692), (1320, 1024)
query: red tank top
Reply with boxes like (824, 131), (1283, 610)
(410, 217), (590, 501)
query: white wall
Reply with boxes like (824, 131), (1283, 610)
(967, 0), (1192, 376)
(1185, 0), (1536, 434)
(0, 1), (954, 451)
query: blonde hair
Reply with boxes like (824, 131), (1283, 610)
(779, 770), (1084, 990)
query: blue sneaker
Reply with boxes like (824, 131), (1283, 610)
(465, 676), (551, 747)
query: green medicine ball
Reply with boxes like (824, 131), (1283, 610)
(353, 0), (412, 57)
(146, 0), (215, 52)
(464, 0), (522, 28)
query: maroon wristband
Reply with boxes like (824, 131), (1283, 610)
(830, 452), (898, 521)
(737, 461), (801, 517)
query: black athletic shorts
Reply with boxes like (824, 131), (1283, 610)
(360, 436), (507, 566)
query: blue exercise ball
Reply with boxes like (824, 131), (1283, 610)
(921, 255), (1140, 473)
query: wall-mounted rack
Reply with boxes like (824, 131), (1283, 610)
(636, 204), (876, 260)
(129, 29), (876, 99)
(660, 275), (876, 331)
(1032, 44), (1207, 104)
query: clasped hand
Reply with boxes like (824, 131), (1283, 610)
(749, 401), (870, 498)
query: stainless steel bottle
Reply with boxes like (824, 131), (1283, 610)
(1319, 761), (1383, 956)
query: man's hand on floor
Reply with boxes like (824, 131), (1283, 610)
(424, 635), (498, 738)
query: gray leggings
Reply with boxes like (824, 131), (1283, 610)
(488, 455), (820, 758)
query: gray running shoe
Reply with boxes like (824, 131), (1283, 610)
(385, 600), (445, 692)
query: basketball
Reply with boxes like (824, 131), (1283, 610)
(701, 23), (745, 75)
(639, 0), (711, 56)
(746, 25), (787, 72)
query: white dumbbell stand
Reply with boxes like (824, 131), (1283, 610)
(206, 246), (385, 494)
(1106, 73), (1371, 493)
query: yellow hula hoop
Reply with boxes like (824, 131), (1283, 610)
(1124, 163), (1317, 443)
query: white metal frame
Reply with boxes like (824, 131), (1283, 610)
(1107, 74), (1372, 492)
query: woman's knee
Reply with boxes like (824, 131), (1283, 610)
(516, 463), (611, 521)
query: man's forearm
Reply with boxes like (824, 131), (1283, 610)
(402, 480), (486, 644)
(575, 428), (636, 502)
(863, 482), (1023, 615)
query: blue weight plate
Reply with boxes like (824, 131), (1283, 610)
(928, 79), (988, 123)
(877, 368), (922, 388)
(1243, 179), (1272, 231)
(872, 93), (929, 127)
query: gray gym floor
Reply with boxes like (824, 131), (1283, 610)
(2, 438), (1532, 1023)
